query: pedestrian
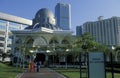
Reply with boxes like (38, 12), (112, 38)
(39, 61), (41, 67)
(36, 61), (41, 72)
(28, 62), (30, 72)
(34, 62), (37, 72)
(30, 61), (34, 72)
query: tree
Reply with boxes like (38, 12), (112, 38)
(73, 32), (111, 65)
(55, 44), (72, 68)
(114, 46), (120, 62)
(74, 32), (98, 53)
(2, 53), (7, 62)
(73, 32), (94, 65)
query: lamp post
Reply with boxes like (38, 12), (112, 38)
(22, 47), (25, 69)
(46, 50), (51, 67)
(111, 46), (115, 78)
(52, 43), (55, 67)
(65, 49), (69, 69)
(52, 50), (55, 67)
(30, 50), (34, 62)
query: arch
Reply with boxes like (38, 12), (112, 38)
(61, 39), (69, 44)
(26, 38), (34, 44)
(49, 37), (59, 45)
(34, 53), (45, 64)
(33, 23), (39, 29)
(41, 36), (48, 44)
(61, 36), (71, 44)
(33, 36), (47, 46)
(24, 36), (34, 44)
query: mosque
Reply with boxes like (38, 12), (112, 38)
(11, 8), (73, 66)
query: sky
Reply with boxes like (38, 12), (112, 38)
(0, 0), (120, 34)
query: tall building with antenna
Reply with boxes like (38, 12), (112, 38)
(55, 3), (71, 30)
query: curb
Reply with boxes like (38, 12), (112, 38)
(48, 68), (67, 78)
(15, 73), (24, 78)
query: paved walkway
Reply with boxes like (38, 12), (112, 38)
(17, 68), (66, 78)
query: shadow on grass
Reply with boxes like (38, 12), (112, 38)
(0, 63), (23, 78)
(53, 68), (120, 78)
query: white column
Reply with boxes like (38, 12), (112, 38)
(45, 54), (48, 61)
(4, 21), (9, 53)
(20, 24), (22, 30)
(11, 35), (15, 62)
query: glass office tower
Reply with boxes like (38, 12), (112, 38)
(55, 3), (71, 30)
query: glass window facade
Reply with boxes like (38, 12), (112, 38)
(55, 3), (71, 30)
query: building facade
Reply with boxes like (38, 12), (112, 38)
(76, 25), (83, 36)
(0, 12), (32, 62)
(11, 8), (73, 67)
(78, 16), (120, 47)
(55, 3), (71, 30)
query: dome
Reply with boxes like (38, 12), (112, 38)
(25, 8), (61, 30)
(35, 8), (54, 19)
(33, 8), (56, 26)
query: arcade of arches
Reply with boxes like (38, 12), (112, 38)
(11, 8), (76, 67)
(11, 32), (76, 67)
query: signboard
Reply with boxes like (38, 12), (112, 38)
(88, 52), (105, 78)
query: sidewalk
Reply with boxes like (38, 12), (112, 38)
(17, 68), (66, 78)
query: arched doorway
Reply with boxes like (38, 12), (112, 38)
(34, 53), (45, 64)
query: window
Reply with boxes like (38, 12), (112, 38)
(0, 37), (5, 41)
(0, 25), (6, 30)
(0, 43), (4, 47)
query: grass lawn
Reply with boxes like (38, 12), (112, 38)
(0, 62), (23, 78)
(53, 68), (120, 78)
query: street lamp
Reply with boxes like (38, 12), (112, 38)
(46, 50), (51, 67)
(29, 50), (34, 62)
(22, 47), (25, 69)
(112, 46), (118, 62)
(30, 50), (34, 53)
(111, 46), (115, 78)
(65, 49), (70, 68)
(46, 50), (51, 53)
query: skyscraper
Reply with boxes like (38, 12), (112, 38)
(77, 16), (120, 48)
(55, 3), (71, 30)
(76, 25), (83, 36)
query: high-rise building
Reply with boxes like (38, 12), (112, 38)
(0, 12), (32, 61)
(55, 3), (71, 30)
(76, 25), (83, 36)
(78, 16), (120, 47)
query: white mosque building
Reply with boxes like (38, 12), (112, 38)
(11, 8), (73, 66)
